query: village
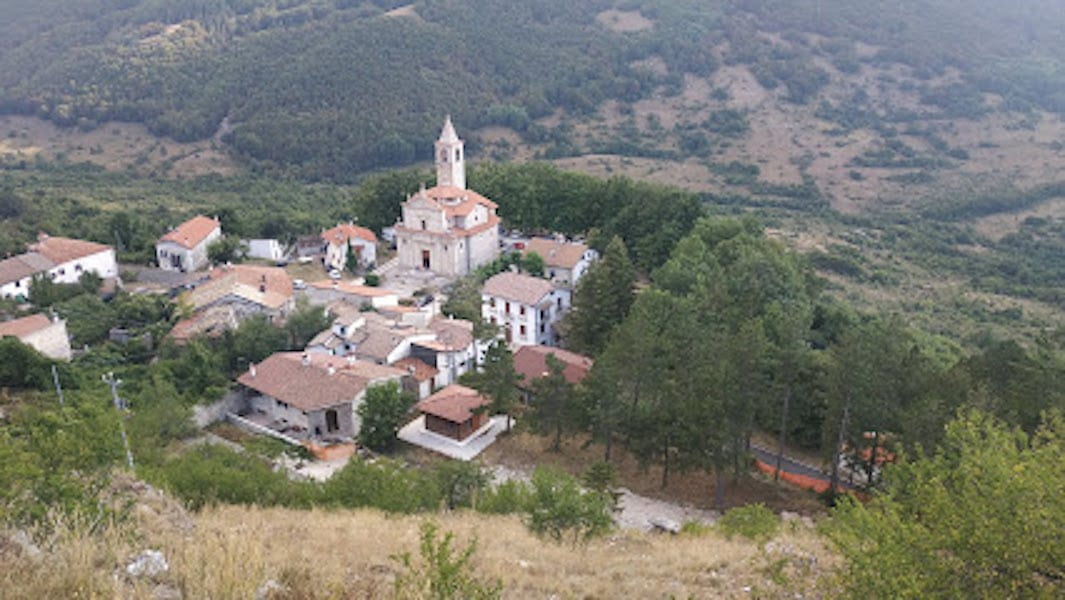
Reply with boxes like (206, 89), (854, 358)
(1, 119), (619, 484)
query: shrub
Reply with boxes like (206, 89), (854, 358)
(476, 480), (531, 515)
(717, 503), (780, 541)
(392, 521), (503, 600)
(525, 467), (614, 543)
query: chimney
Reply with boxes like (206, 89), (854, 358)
(302, 353), (310, 367)
(346, 355), (356, 366)
(249, 363), (257, 378)
(327, 366), (336, 376)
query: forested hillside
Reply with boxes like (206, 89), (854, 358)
(5, 0), (1065, 184)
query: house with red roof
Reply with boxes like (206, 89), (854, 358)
(1, 233), (117, 300)
(481, 271), (570, 347)
(397, 383), (507, 460)
(395, 117), (500, 276)
(522, 237), (599, 289)
(513, 345), (593, 391)
(321, 222), (377, 272)
(156, 215), (222, 273)
(0, 313), (72, 361)
(234, 352), (406, 442)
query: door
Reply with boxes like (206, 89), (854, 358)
(325, 409), (339, 433)
(421, 250), (431, 270)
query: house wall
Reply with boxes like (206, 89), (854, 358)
(157, 228), (219, 273)
(20, 319), (73, 361)
(246, 239), (284, 261)
(351, 238), (376, 267)
(482, 289), (570, 348)
(306, 404), (354, 438)
(0, 276), (32, 300)
(249, 393), (310, 430)
(47, 249), (118, 285)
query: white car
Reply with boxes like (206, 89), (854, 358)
(328, 269), (342, 280)
(293, 279), (307, 290)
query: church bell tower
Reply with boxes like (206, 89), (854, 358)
(435, 115), (466, 190)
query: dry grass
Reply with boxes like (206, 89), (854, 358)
(0, 115), (236, 178)
(0, 499), (835, 599)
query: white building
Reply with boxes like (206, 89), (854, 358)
(0, 252), (54, 300)
(523, 238), (599, 289)
(245, 239), (285, 262)
(321, 223), (377, 271)
(156, 215), (222, 272)
(1, 234), (118, 300)
(395, 117), (500, 276)
(481, 271), (569, 347)
(0, 313), (73, 361)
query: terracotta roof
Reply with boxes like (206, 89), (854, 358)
(513, 345), (594, 388)
(394, 357), (438, 382)
(416, 384), (489, 423)
(428, 318), (474, 351)
(0, 253), (54, 285)
(238, 353), (369, 412)
(524, 238), (589, 270)
(159, 216), (221, 250)
(482, 272), (554, 305)
(301, 353), (407, 381)
(169, 305), (241, 342)
(426, 185), (499, 213)
(0, 313), (53, 339)
(185, 265), (293, 311)
(321, 223), (377, 246)
(310, 280), (398, 297)
(29, 235), (111, 264)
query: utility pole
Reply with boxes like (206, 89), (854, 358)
(51, 364), (65, 407)
(103, 372), (135, 471)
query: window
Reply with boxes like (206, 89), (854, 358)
(505, 301), (511, 313)
(75, 264), (83, 273)
(421, 220), (427, 230)
(557, 297), (563, 309)
(519, 325), (526, 336)
(58, 268), (65, 276)
(455, 148), (461, 161)
(520, 306), (525, 316)
(489, 298), (496, 307)
(540, 323), (545, 333)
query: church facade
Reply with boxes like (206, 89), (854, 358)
(395, 118), (500, 277)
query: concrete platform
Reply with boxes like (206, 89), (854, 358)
(398, 415), (510, 461)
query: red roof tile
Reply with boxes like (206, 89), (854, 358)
(416, 384), (489, 423)
(29, 235), (111, 264)
(322, 223), (377, 246)
(160, 216), (221, 250)
(394, 357), (439, 382)
(0, 313), (53, 339)
(513, 345), (594, 388)
(482, 272), (554, 305)
(524, 238), (589, 270)
(238, 353), (369, 412)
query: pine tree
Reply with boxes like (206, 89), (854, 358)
(565, 236), (635, 356)
(463, 340), (520, 432)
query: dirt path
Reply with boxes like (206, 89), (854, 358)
(489, 465), (718, 532)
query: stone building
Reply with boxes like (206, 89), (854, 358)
(395, 117), (500, 276)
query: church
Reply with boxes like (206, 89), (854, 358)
(395, 117), (500, 277)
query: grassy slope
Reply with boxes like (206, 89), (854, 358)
(0, 481), (833, 598)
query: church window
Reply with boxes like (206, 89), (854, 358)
(440, 150), (447, 162)
(455, 148), (461, 161)
(421, 220), (427, 230)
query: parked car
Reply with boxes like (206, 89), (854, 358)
(328, 269), (341, 280)
(293, 279), (307, 290)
